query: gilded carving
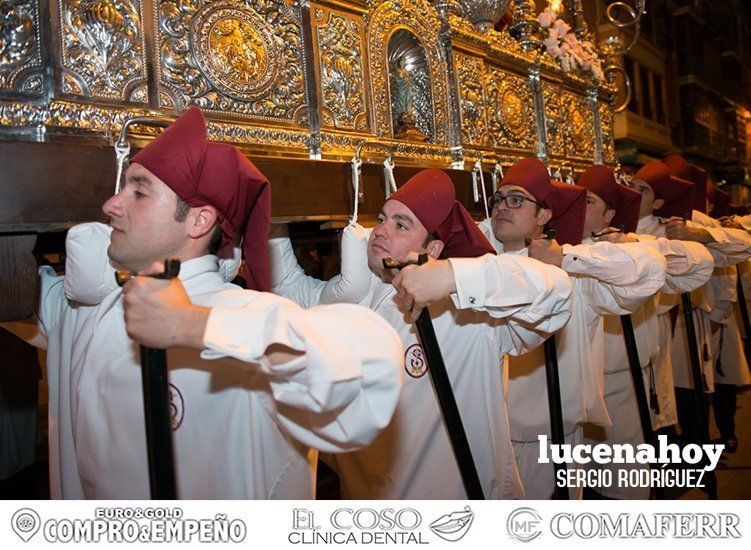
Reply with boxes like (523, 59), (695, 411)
(454, 52), (489, 147)
(485, 66), (535, 150)
(562, 91), (594, 160)
(314, 7), (368, 132)
(0, 100), (46, 126)
(43, 99), (311, 149)
(541, 81), (564, 158)
(0, 0), (43, 94)
(158, 0), (307, 123)
(366, 0), (449, 143)
(320, 132), (452, 162)
(599, 101), (615, 163)
(60, 0), (147, 100)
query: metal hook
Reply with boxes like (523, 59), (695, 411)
(116, 114), (173, 150)
(355, 140), (394, 164)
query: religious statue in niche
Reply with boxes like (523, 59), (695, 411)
(388, 30), (432, 142)
(390, 58), (424, 140)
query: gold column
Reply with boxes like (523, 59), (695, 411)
(509, 0), (542, 52)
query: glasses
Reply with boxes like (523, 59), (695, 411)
(489, 192), (544, 211)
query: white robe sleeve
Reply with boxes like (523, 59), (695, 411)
(63, 222), (242, 304)
(201, 289), (404, 453)
(269, 223), (373, 307)
(559, 241), (667, 315)
(448, 253), (573, 355)
(268, 224), (326, 307)
(63, 222), (118, 305)
(689, 211), (751, 267)
(634, 234), (715, 295)
(319, 223), (373, 305)
(35, 266), (68, 349)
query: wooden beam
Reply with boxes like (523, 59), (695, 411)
(0, 234), (37, 322)
(0, 141), (491, 231)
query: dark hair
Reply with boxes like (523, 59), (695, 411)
(175, 196), (224, 255)
(422, 231), (440, 248)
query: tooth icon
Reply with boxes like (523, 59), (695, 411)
(429, 506), (475, 542)
(12, 508), (41, 542)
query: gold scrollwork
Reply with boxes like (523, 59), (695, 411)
(485, 67), (535, 150)
(314, 7), (369, 132)
(44, 99), (310, 150)
(455, 52), (490, 147)
(366, 0), (449, 143)
(158, 0), (307, 123)
(542, 82), (565, 157)
(562, 92), (594, 160)
(599, 101), (615, 163)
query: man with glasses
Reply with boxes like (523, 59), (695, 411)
(477, 158), (667, 499)
(264, 168), (573, 499)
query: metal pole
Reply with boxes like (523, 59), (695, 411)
(736, 265), (751, 364)
(116, 259), (181, 499)
(543, 335), (569, 500)
(385, 255), (484, 499)
(680, 293), (718, 499)
(620, 314), (665, 500)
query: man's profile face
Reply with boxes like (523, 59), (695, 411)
(102, 163), (189, 272)
(491, 184), (549, 245)
(367, 199), (431, 281)
(583, 191), (615, 237)
(632, 178), (661, 219)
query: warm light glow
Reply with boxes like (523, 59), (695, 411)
(549, 0), (563, 13)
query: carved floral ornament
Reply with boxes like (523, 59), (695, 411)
(60, 0), (146, 99)
(314, 7), (369, 131)
(0, 0), (42, 93)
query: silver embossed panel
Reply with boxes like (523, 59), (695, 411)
(0, 0), (44, 95)
(157, 0), (308, 123)
(59, 0), (148, 101)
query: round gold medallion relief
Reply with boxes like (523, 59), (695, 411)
(500, 89), (526, 140)
(569, 104), (588, 149)
(191, 3), (279, 100)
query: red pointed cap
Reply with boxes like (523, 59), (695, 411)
(388, 169), (495, 258)
(634, 161), (694, 220)
(663, 155), (707, 214)
(500, 158), (587, 245)
(577, 165), (641, 233)
(131, 107), (271, 291)
(708, 183), (731, 218)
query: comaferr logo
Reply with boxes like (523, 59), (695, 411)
(507, 507), (542, 543)
(404, 343), (427, 378)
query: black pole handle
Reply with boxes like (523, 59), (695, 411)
(680, 293), (718, 499)
(543, 335), (569, 500)
(620, 314), (665, 500)
(116, 258), (181, 499)
(384, 254), (485, 499)
(735, 265), (751, 366)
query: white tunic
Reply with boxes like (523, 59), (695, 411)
(589, 232), (713, 500)
(669, 212), (751, 391)
(605, 226), (715, 429)
(269, 228), (573, 499)
(479, 220), (667, 499)
(38, 223), (404, 499)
